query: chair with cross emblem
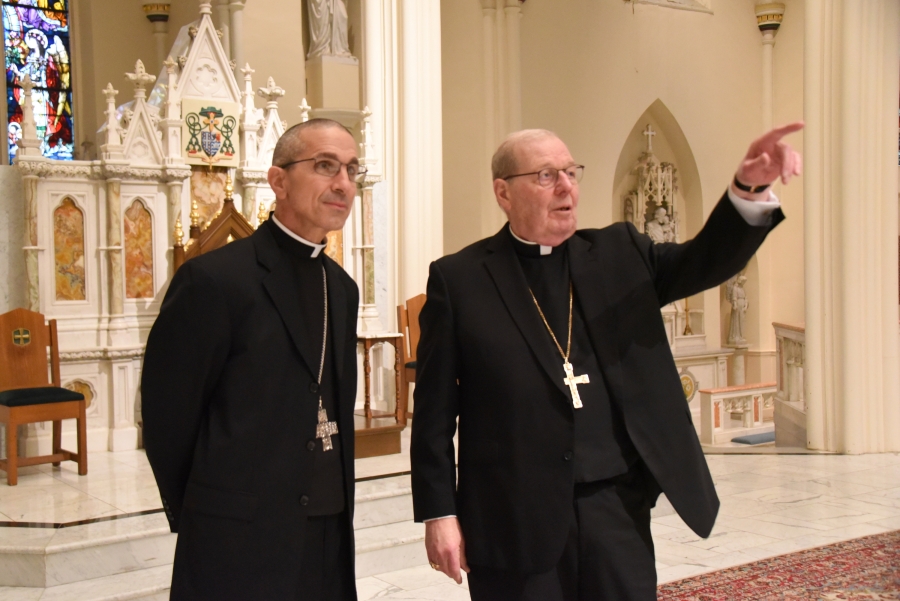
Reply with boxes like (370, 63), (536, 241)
(396, 294), (426, 424)
(0, 308), (87, 485)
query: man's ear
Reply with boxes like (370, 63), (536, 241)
(494, 179), (512, 214)
(267, 166), (286, 198)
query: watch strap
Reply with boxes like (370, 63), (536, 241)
(733, 176), (771, 194)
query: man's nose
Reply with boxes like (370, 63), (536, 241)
(332, 166), (355, 192)
(554, 172), (575, 195)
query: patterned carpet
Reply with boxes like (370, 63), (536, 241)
(657, 530), (900, 600)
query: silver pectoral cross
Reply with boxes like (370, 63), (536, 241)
(563, 361), (590, 409)
(316, 405), (339, 451)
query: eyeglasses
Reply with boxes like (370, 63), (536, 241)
(278, 157), (368, 181)
(503, 165), (585, 188)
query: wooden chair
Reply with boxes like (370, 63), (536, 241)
(0, 308), (86, 485)
(396, 294), (426, 424)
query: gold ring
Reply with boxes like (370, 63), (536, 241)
(429, 561), (440, 570)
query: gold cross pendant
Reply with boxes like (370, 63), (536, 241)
(316, 406), (339, 451)
(563, 361), (589, 409)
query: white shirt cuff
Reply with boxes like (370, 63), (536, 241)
(424, 515), (456, 522)
(727, 187), (781, 227)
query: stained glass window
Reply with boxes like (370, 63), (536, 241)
(2, 0), (73, 163)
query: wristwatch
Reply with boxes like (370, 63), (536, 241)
(733, 176), (770, 194)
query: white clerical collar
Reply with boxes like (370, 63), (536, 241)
(509, 227), (553, 256)
(271, 215), (327, 258)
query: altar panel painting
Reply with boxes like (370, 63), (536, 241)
(124, 199), (154, 299)
(53, 196), (85, 301)
(2, 0), (73, 162)
(190, 168), (225, 228)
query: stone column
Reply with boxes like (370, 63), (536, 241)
(480, 1), (501, 237)
(142, 2), (171, 71)
(399, 0), (443, 301)
(106, 177), (126, 345)
(22, 173), (40, 311)
(504, 0), (522, 133)
(215, 0), (231, 60)
(803, 0), (900, 452)
(229, 0), (246, 78)
(755, 3), (784, 132)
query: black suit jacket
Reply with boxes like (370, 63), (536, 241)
(142, 223), (359, 600)
(410, 193), (783, 574)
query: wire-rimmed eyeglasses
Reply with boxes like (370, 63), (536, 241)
(503, 165), (585, 188)
(278, 157), (368, 182)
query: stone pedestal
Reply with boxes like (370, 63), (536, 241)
(306, 55), (360, 110)
(726, 344), (750, 386)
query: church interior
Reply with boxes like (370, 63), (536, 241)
(0, 0), (897, 598)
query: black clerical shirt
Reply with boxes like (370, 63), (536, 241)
(509, 227), (638, 483)
(267, 219), (345, 516)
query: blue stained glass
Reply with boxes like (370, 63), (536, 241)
(3, 0), (72, 163)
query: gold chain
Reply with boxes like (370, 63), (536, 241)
(527, 282), (573, 362)
(317, 266), (327, 410)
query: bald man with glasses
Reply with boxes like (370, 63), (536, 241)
(411, 125), (802, 600)
(143, 119), (362, 601)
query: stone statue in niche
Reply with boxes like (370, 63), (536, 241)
(726, 274), (749, 345)
(645, 205), (676, 244)
(307, 0), (352, 59)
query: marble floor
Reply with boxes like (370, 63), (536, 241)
(1, 448), (899, 600)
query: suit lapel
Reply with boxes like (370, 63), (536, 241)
(324, 257), (348, 380)
(254, 225), (319, 379)
(567, 234), (627, 405)
(484, 227), (569, 399)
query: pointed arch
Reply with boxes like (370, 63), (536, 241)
(612, 99), (704, 238)
(53, 197), (86, 301)
(124, 198), (154, 299)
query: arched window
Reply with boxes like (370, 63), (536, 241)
(3, 0), (73, 163)
(124, 199), (154, 299)
(54, 197), (85, 301)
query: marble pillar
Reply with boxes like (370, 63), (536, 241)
(803, 0), (900, 452)
(22, 174), (40, 311)
(399, 0), (443, 300)
(106, 178), (126, 344)
(229, 0), (246, 78)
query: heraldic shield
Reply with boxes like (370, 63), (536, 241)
(182, 99), (240, 168)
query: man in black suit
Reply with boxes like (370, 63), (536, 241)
(411, 124), (802, 600)
(142, 119), (361, 600)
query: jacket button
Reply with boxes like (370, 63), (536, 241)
(563, 451), (573, 461)
(309, 382), (319, 394)
(299, 495), (309, 506)
(307, 440), (316, 451)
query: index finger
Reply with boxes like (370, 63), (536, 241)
(446, 551), (462, 584)
(763, 121), (804, 143)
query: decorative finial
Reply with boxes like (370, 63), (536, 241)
(224, 173), (234, 203)
(241, 63), (255, 79)
(125, 60), (157, 99)
(298, 98), (311, 123)
(102, 83), (118, 104)
(258, 201), (268, 226)
(163, 55), (177, 74)
(21, 73), (35, 95)
(174, 214), (184, 246)
(257, 77), (285, 106)
(190, 196), (200, 239)
(198, 0), (212, 14)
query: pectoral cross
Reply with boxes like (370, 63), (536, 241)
(316, 406), (339, 451)
(563, 361), (589, 409)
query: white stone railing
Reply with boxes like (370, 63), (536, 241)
(699, 382), (776, 445)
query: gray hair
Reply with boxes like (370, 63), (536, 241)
(490, 129), (560, 180)
(272, 118), (353, 167)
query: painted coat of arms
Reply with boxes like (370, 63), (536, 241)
(181, 99), (240, 168)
